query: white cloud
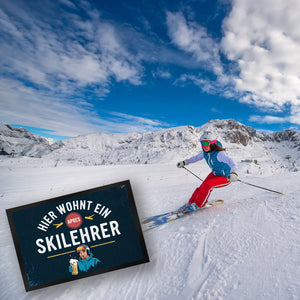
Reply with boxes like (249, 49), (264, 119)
(59, 0), (77, 10)
(152, 69), (171, 79)
(125, 1), (300, 129)
(2, 0), (300, 134)
(0, 78), (101, 136)
(166, 11), (223, 75)
(0, 1), (168, 136)
(165, 2), (300, 127)
(249, 104), (300, 125)
(221, 0), (300, 110)
(0, 77), (169, 137)
(289, 105), (300, 125)
(0, 1), (144, 95)
(249, 115), (287, 124)
(174, 74), (218, 94)
(108, 112), (170, 133)
(165, 11), (236, 100)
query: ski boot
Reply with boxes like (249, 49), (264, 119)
(177, 202), (198, 215)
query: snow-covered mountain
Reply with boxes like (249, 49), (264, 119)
(1, 119), (299, 173)
(0, 122), (52, 157)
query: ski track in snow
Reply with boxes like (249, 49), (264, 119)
(0, 159), (299, 300)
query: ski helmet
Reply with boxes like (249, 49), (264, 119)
(77, 245), (90, 255)
(200, 132), (215, 142)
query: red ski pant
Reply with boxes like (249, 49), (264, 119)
(188, 172), (230, 207)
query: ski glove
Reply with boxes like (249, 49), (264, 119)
(228, 171), (238, 182)
(177, 160), (188, 168)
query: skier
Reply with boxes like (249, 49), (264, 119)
(177, 132), (238, 213)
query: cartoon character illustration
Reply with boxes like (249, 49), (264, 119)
(69, 244), (100, 274)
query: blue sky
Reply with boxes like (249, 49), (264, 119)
(1, 0), (300, 140)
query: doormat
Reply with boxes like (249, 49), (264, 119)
(6, 180), (149, 291)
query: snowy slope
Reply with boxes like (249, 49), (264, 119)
(0, 158), (299, 300)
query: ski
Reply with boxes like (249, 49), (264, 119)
(142, 200), (224, 231)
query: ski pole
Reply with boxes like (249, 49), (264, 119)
(183, 166), (284, 195)
(183, 166), (203, 182)
(237, 179), (285, 195)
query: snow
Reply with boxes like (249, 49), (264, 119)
(1, 156), (299, 300)
(1, 119), (299, 299)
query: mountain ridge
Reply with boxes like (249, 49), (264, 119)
(1, 120), (299, 172)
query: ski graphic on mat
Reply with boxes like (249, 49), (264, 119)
(142, 200), (224, 231)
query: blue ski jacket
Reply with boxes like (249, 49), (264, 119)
(69, 252), (100, 273)
(185, 141), (237, 177)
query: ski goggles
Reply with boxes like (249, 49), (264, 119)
(77, 246), (87, 252)
(200, 140), (217, 147)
